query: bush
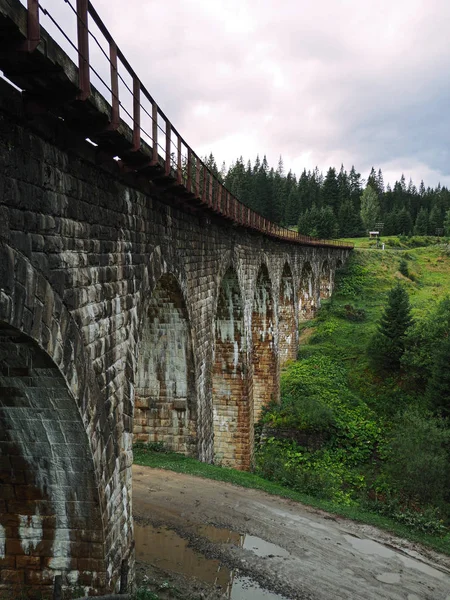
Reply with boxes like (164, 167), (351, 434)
(402, 296), (450, 388)
(399, 258), (409, 277)
(335, 304), (366, 322)
(255, 439), (357, 503)
(384, 407), (450, 507)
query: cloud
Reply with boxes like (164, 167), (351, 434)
(38, 0), (450, 187)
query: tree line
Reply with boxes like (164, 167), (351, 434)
(205, 153), (450, 238)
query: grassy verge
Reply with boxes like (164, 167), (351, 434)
(133, 445), (450, 556)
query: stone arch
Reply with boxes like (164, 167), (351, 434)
(212, 267), (249, 469)
(278, 262), (297, 366)
(299, 261), (315, 320)
(320, 259), (332, 300)
(134, 273), (196, 454)
(0, 244), (131, 596)
(0, 336), (106, 597)
(252, 264), (277, 423)
(336, 258), (343, 269)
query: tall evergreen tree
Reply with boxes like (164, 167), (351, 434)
(322, 167), (339, 214)
(414, 208), (429, 235)
(370, 284), (413, 372)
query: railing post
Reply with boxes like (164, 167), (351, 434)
(21, 0), (40, 52)
(209, 173), (213, 207)
(109, 41), (119, 129)
(151, 102), (158, 165)
(76, 0), (90, 100)
(217, 185), (222, 213)
(177, 136), (182, 184)
(132, 76), (140, 150)
(186, 148), (192, 193)
(195, 156), (201, 198)
(202, 166), (208, 204)
(165, 120), (171, 176)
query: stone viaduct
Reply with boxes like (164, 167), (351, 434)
(0, 0), (352, 596)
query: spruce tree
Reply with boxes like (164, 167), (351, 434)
(444, 209), (450, 236)
(414, 208), (429, 235)
(370, 283), (413, 372)
(322, 167), (339, 213)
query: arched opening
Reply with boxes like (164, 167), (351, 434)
(336, 259), (343, 269)
(278, 263), (297, 366)
(0, 323), (105, 598)
(134, 274), (196, 454)
(252, 265), (277, 423)
(320, 260), (332, 300)
(212, 268), (249, 469)
(299, 262), (315, 320)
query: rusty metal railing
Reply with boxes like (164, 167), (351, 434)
(20, 0), (353, 249)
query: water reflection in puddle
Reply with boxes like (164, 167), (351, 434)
(134, 522), (290, 600)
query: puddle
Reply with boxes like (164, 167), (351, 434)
(135, 522), (289, 599)
(343, 535), (395, 559)
(399, 555), (446, 581)
(242, 535), (291, 558)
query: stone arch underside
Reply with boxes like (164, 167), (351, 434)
(299, 262), (315, 320)
(320, 260), (332, 300)
(134, 274), (196, 454)
(0, 323), (105, 599)
(212, 268), (249, 470)
(252, 265), (277, 423)
(278, 263), (297, 366)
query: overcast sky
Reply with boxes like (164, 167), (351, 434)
(37, 0), (450, 188)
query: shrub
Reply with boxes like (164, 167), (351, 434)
(427, 333), (450, 417)
(398, 258), (409, 277)
(384, 407), (450, 507)
(335, 304), (366, 322)
(402, 296), (450, 388)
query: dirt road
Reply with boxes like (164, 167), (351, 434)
(132, 465), (450, 600)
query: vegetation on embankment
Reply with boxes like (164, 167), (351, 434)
(134, 237), (450, 555)
(256, 237), (450, 546)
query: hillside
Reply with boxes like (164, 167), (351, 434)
(256, 237), (450, 547)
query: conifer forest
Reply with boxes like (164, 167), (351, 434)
(205, 154), (450, 238)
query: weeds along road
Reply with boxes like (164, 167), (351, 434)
(132, 465), (450, 600)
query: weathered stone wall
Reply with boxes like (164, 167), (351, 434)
(0, 79), (350, 595)
(134, 274), (196, 454)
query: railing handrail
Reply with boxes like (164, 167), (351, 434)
(21, 0), (353, 250)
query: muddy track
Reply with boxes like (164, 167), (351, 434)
(132, 465), (450, 600)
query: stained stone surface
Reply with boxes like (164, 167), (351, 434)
(0, 79), (349, 596)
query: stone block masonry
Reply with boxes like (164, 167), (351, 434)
(0, 77), (350, 596)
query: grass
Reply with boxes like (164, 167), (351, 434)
(310, 242), (450, 413)
(133, 445), (450, 555)
(340, 234), (449, 249)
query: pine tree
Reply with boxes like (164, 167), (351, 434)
(322, 167), (339, 213)
(429, 205), (442, 235)
(377, 169), (385, 195)
(370, 283), (413, 372)
(414, 208), (429, 235)
(397, 207), (413, 235)
(349, 166), (362, 208)
(444, 209), (450, 236)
